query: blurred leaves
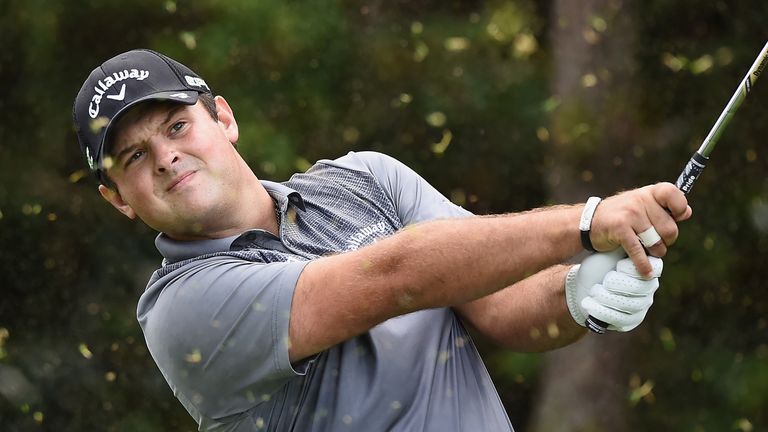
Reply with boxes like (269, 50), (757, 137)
(1, 0), (768, 431)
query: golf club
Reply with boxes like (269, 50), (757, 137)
(586, 40), (768, 334)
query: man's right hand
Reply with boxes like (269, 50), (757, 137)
(566, 251), (663, 332)
(588, 182), (692, 276)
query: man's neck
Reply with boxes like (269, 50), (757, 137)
(165, 176), (279, 241)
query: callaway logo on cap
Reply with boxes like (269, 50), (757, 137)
(72, 49), (213, 182)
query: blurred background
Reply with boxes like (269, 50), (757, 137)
(1, 0), (767, 431)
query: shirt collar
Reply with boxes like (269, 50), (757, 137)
(154, 180), (305, 263)
(261, 180), (306, 212)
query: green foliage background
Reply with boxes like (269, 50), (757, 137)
(1, 1), (766, 431)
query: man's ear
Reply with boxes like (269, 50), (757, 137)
(214, 95), (239, 145)
(98, 185), (136, 219)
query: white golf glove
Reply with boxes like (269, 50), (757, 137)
(565, 250), (663, 332)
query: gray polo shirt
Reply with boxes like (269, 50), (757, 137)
(137, 151), (513, 431)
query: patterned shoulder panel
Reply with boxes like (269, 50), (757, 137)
(282, 162), (404, 254)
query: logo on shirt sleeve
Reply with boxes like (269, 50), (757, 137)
(345, 222), (392, 250)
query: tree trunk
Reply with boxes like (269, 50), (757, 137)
(528, 1), (641, 431)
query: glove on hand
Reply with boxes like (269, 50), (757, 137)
(565, 250), (663, 332)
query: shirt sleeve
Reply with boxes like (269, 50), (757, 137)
(138, 256), (310, 421)
(325, 151), (474, 224)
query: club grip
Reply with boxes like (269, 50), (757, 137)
(585, 316), (609, 334)
(586, 152), (709, 334)
(674, 152), (709, 195)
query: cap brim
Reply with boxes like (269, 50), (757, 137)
(97, 90), (202, 169)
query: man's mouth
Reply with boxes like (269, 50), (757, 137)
(167, 171), (196, 192)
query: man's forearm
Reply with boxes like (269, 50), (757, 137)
(293, 205), (584, 360)
(357, 205), (584, 314)
(455, 265), (586, 352)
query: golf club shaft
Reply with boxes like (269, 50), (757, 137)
(675, 40), (768, 195)
(586, 40), (768, 335)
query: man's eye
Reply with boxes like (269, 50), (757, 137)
(170, 121), (186, 134)
(126, 150), (145, 165)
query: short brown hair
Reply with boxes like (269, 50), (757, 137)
(199, 93), (218, 121)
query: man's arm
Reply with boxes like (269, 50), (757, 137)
(290, 206), (583, 362)
(289, 179), (690, 363)
(454, 265), (586, 353)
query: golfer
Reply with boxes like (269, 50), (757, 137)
(73, 49), (691, 431)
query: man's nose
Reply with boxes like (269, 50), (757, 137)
(153, 141), (180, 174)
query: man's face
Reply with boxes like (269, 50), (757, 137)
(99, 97), (243, 239)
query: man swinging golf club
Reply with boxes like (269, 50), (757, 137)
(73, 49), (690, 431)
